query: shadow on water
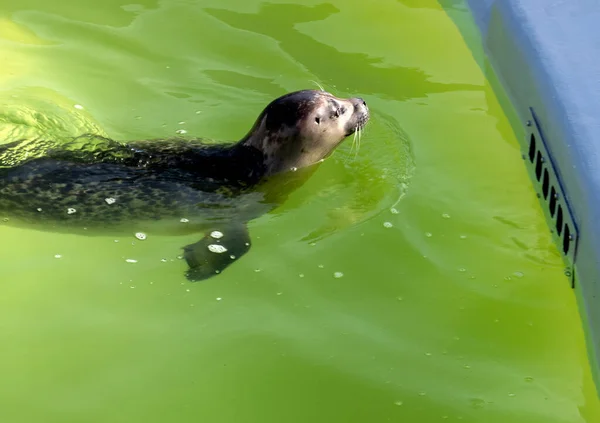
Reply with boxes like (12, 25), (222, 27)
(204, 3), (480, 101)
(434, 0), (525, 155)
(399, 0), (465, 9)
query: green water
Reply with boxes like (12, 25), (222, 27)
(0, 0), (598, 422)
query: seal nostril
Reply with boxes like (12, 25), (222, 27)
(354, 98), (367, 110)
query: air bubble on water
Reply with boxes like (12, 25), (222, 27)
(161, 258), (167, 262)
(508, 393), (516, 397)
(208, 244), (227, 253)
(463, 364), (471, 369)
(74, 104), (84, 110)
(494, 319), (500, 323)
(178, 121), (185, 125)
(105, 197), (116, 205)
(210, 231), (224, 239)
(299, 273), (305, 278)
(186, 289), (190, 292)
(394, 401), (403, 406)
(333, 272), (344, 278)
(504, 276), (513, 281)
(390, 208), (399, 214)
(125, 259), (138, 263)
(418, 392), (426, 397)
(524, 377), (534, 383)
(216, 297), (222, 301)
(458, 267), (467, 273)
(54, 254), (62, 259)
(180, 218), (189, 223)
(425, 232), (432, 237)
(318, 264), (324, 269)
(114, 239), (119, 243)
(459, 235), (467, 239)
(513, 271), (524, 278)
(383, 221), (393, 228)
(67, 208), (77, 214)
(254, 268), (261, 273)
(176, 255), (183, 260)
(397, 296), (403, 301)
(442, 213), (451, 219)
(135, 232), (147, 241)
(175, 129), (187, 135)
(290, 167), (298, 172)
(195, 110), (202, 114)
(230, 255), (236, 260)
(37, 208), (43, 212)
(425, 352), (432, 357)
(469, 398), (485, 409)
(276, 292), (283, 296)
(309, 242), (316, 247)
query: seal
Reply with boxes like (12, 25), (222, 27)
(0, 89), (369, 281)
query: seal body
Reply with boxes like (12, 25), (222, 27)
(0, 137), (268, 228)
(0, 90), (370, 280)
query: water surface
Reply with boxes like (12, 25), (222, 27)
(0, 1), (598, 422)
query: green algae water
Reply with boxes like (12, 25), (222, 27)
(0, 0), (598, 422)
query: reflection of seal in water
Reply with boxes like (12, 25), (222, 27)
(0, 90), (369, 281)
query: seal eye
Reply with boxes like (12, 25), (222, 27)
(332, 107), (345, 119)
(315, 117), (321, 124)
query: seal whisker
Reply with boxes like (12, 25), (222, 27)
(310, 80), (326, 92)
(356, 127), (362, 160)
(352, 129), (360, 158)
(344, 129), (358, 164)
(354, 125), (361, 160)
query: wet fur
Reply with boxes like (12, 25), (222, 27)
(0, 135), (267, 225)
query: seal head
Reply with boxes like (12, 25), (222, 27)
(241, 90), (369, 175)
